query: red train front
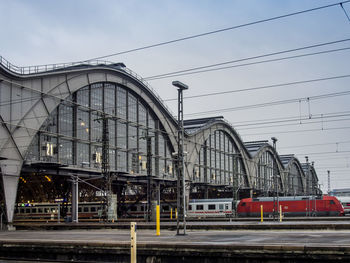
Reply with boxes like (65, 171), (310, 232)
(237, 195), (344, 217)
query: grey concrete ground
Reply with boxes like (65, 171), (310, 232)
(2, 223), (350, 262)
(1, 228), (350, 246)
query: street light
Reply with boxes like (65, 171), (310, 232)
(173, 80), (188, 235)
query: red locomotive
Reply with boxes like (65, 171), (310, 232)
(237, 195), (344, 217)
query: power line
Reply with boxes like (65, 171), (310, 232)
(83, 1), (350, 61)
(146, 43), (350, 81)
(341, 2), (350, 22)
(279, 140), (350, 149)
(230, 110), (350, 125)
(295, 150), (350, 155)
(242, 126), (350, 136)
(165, 73), (350, 102)
(185, 89), (350, 117)
(239, 116), (350, 131)
(235, 112), (350, 129)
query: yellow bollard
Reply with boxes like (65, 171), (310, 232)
(130, 222), (137, 263)
(279, 205), (282, 222)
(175, 208), (178, 219)
(260, 205), (263, 222)
(170, 208), (173, 220)
(156, 205), (160, 236)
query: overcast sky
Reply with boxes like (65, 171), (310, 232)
(1, 0), (350, 192)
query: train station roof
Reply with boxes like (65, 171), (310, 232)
(183, 116), (224, 134)
(243, 140), (269, 156)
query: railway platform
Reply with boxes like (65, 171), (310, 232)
(0, 227), (350, 262)
(11, 218), (350, 231)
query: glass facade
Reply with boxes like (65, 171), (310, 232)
(286, 163), (304, 195)
(25, 82), (174, 179)
(193, 130), (247, 187)
(256, 151), (283, 195)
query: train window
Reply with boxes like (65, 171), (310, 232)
(91, 207), (96, 212)
(241, 202), (246, 207)
(83, 207), (89, 212)
(225, 204), (229, 210)
(130, 206), (137, 211)
(330, 200), (335, 205)
(208, 204), (216, 210)
(32, 208), (37, 213)
(25, 209), (31, 213)
(38, 208), (43, 213)
(196, 205), (204, 210)
(45, 208), (50, 213)
(189, 205), (192, 211)
(20, 208), (25, 213)
(78, 207), (82, 212)
(219, 204), (224, 210)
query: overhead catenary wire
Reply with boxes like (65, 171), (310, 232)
(242, 126), (350, 136)
(184, 90), (350, 117)
(278, 140), (350, 149)
(340, 2), (350, 22)
(83, 1), (350, 61)
(145, 42), (350, 81)
(239, 116), (350, 131)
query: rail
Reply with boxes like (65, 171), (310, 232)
(0, 55), (176, 118)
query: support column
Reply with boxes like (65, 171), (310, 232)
(204, 186), (209, 199)
(71, 176), (78, 223)
(0, 159), (22, 228)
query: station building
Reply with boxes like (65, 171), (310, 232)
(0, 57), (321, 223)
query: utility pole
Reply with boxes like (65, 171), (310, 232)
(327, 170), (331, 194)
(146, 136), (152, 222)
(271, 137), (278, 221)
(173, 80), (188, 235)
(232, 153), (239, 217)
(96, 113), (116, 222)
(305, 156), (310, 216)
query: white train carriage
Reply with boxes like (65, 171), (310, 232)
(336, 196), (350, 215)
(187, 198), (234, 217)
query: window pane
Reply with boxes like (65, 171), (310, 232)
(128, 94), (137, 123)
(91, 83), (103, 110)
(59, 139), (73, 165)
(91, 113), (102, 142)
(117, 121), (127, 149)
(77, 109), (89, 140)
(104, 83), (115, 115)
(77, 86), (89, 108)
(59, 103), (73, 137)
(77, 143), (89, 166)
(117, 150), (127, 172)
(117, 86), (127, 120)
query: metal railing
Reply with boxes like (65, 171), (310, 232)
(0, 55), (176, 118)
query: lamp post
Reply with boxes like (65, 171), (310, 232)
(173, 80), (188, 235)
